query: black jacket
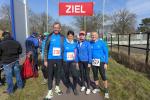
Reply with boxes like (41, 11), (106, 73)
(0, 38), (22, 64)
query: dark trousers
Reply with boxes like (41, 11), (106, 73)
(92, 62), (107, 81)
(0, 69), (1, 83)
(63, 62), (79, 90)
(33, 52), (38, 71)
(79, 61), (90, 88)
(0, 65), (3, 83)
(47, 59), (62, 90)
(41, 60), (48, 79)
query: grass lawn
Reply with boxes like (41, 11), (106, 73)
(108, 58), (150, 100)
(0, 58), (150, 100)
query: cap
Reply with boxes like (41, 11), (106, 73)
(79, 31), (86, 35)
(43, 32), (49, 36)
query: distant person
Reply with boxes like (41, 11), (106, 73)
(90, 32), (109, 99)
(44, 22), (64, 99)
(0, 32), (23, 94)
(76, 31), (92, 95)
(25, 32), (39, 77)
(0, 30), (3, 86)
(41, 32), (49, 84)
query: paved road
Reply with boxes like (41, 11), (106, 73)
(52, 81), (104, 100)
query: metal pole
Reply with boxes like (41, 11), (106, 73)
(10, 0), (16, 40)
(84, 16), (86, 32)
(128, 34), (131, 56)
(24, 0), (28, 38)
(46, 0), (48, 32)
(102, 0), (106, 35)
(146, 33), (149, 64)
(118, 34), (119, 52)
(111, 34), (112, 51)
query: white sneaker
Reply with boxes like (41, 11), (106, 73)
(55, 86), (63, 95)
(45, 90), (53, 99)
(81, 86), (86, 92)
(104, 93), (109, 99)
(92, 88), (100, 94)
(86, 89), (91, 95)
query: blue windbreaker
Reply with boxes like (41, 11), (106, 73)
(90, 39), (109, 64)
(41, 38), (46, 60)
(26, 35), (39, 53)
(76, 40), (92, 63)
(47, 33), (63, 59)
(63, 38), (77, 62)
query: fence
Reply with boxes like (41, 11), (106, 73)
(107, 32), (150, 64)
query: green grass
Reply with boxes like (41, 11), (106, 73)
(107, 59), (150, 100)
(0, 58), (150, 100)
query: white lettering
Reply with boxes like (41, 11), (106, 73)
(66, 5), (71, 13)
(65, 5), (86, 14)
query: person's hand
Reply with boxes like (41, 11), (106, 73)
(44, 61), (48, 67)
(104, 64), (108, 70)
(88, 64), (91, 68)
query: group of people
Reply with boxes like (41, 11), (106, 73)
(0, 22), (109, 100)
(42, 22), (109, 100)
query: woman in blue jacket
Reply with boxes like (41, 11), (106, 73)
(63, 30), (79, 95)
(90, 32), (109, 99)
(76, 31), (92, 95)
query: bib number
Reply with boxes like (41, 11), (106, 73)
(92, 59), (100, 66)
(67, 52), (74, 60)
(53, 47), (61, 56)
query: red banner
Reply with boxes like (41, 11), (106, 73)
(59, 2), (94, 16)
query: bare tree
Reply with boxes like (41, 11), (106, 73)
(61, 24), (74, 36)
(28, 10), (54, 34)
(0, 4), (11, 32)
(74, 12), (108, 32)
(111, 9), (136, 34)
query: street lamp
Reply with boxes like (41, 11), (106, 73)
(46, 0), (49, 32)
(102, 0), (106, 35)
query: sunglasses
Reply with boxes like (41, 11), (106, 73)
(79, 33), (85, 36)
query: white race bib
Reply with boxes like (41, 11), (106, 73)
(92, 59), (100, 66)
(67, 52), (75, 60)
(53, 47), (61, 56)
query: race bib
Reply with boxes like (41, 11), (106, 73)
(67, 52), (75, 60)
(53, 47), (61, 56)
(92, 59), (100, 66)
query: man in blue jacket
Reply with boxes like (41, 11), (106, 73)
(90, 32), (109, 99)
(76, 31), (92, 95)
(44, 22), (64, 99)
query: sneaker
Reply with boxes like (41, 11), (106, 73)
(41, 79), (47, 85)
(104, 93), (109, 99)
(73, 89), (79, 95)
(80, 86), (86, 92)
(55, 86), (63, 95)
(86, 89), (91, 95)
(45, 90), (53, 99)
(92, 88), (100, 94)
